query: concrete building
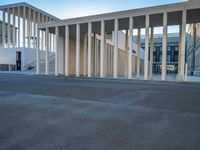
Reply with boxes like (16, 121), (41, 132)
(0, 3), (59, 71)
(37, 0), (200, 82)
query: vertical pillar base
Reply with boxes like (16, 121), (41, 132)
(176, 75), (185, 82)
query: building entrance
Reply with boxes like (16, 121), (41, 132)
(16, 52), (21, 71)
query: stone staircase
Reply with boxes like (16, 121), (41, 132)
(25, 55), (55, 74)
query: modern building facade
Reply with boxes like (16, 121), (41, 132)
(0, 3), (59, 71)
(36, 0), (200, 82)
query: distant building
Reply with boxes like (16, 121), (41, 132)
(135, 33), (189, 75)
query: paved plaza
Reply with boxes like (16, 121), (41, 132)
(0, 73), (200, 150)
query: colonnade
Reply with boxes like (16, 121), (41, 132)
(37, 10), (187, 81)
(1, 4), (57, 49)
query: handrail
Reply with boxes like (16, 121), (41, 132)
(24, 54), (55, 70)
(195, 38), (200, 51)
(187, 38), (200, 56)
(153, 62), (178, 64)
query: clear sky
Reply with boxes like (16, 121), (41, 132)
(1, 0), (186, 19)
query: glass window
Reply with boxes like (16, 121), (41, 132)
(175, 55), (178, 62)
(175, 46), (178, 51)
(167, 55), (171, 62)
(160, 55), (162, 62)
(167, 46), (171, 51)
(153, 57), (156, 62)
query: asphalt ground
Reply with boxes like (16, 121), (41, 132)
(0, 73), (200, 150)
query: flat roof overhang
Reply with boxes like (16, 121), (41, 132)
(0, 2), (60, 21)
(39, 1), (200, 38)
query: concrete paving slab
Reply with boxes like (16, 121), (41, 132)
(0, 74), (200, 150)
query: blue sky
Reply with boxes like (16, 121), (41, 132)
(1, 0), (186, 19)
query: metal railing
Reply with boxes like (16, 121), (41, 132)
(153, 62), (178, 74)
(24, 54), (55, 70)
(188, 38), (200, 56)
(194, 39), (200, 52)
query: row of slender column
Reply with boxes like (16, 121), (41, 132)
(1, 6), (54, 49)
(145, 10), (186, 81)
(37, 10), (187, 82)
(1, 7), (21, 48)
(38, 18), (134, 78)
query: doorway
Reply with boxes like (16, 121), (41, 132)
(16, 51), (21, 71)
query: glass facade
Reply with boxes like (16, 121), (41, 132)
(137, 33), (181, 74)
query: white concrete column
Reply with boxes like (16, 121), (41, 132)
(7, 8), (11, 48)
(18, 6), (20, 48)
(125, 30), (128, 78)
(178, 25), (182, 77)
(179, 10), (187, 82)
(37, 13), (40, 49)
(100, 20), (105, 78)
(76, 24), (80, 77)
(55, 26), (59, 76)
(149, 26), (154, 80)
(137, 29), (141, 79)
(28, 7), (31, 48)
(2, 9), (5, 48)
(36, 29), (40, 75)
(83, 34), (87, 76)
(104, 34), (107, 76)
(65, 25), (69, 76)
(93, 33), (96, 76)
(107, 45), (110, 76)
(96, 39), (99, 76)
(162, 12), (168, 81)
(41, 15), (44, 50)
(45, 27), (49, 75)
(23, 6), (26, 48)
(49, 34), (52, 52)
(144, 14), (149, 80)
(128, 17), (133, 79)
(33, 10), (36, 49)
(53, 33), (55, 52)
(12, 7), (16, 48)
(113, 18), (118, 78)
(88, 22), (92, 77)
